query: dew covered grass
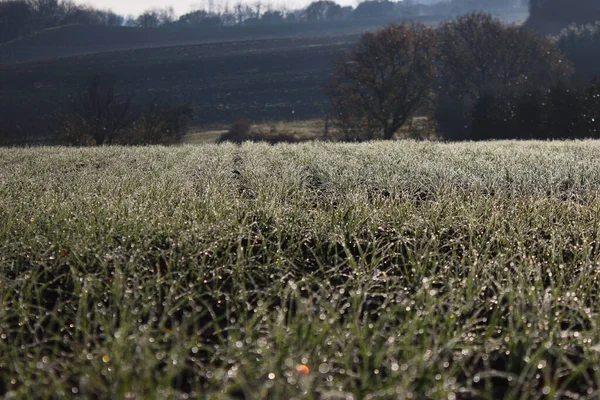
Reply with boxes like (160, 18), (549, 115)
(2, 141), (600, 398)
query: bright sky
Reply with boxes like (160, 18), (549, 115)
(76, 0), (358, 17)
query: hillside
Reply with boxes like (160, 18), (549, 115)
(0, 35), (357, 138)
(0, 18), (427, 65)
(0, 8), (529, 142)
(1, 141), (600, 398)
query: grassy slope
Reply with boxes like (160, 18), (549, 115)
(1, 141), (600, 398)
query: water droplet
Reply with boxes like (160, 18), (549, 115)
(542, 386), (550, 395)
(318, 363), (330, 374)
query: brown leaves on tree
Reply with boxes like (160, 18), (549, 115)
(327, 23), (438, 141)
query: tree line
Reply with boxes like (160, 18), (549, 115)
(0, 0), (526, 43)
(0, 0), (123, 43)
(327, 11), (600, 142)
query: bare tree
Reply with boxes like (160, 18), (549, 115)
(327, 23), (438, 141)
(63, 76), (132, 145)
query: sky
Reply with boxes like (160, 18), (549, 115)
(75, 0), (359, 17)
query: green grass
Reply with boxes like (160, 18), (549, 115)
(2, 141), (600, 398)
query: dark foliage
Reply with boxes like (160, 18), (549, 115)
(124, 102), (194, 145)
(352, 0), (395, 20)
(305, 1), (343, 21)
(135, 7), (175, 28)
(177, 10), (222, 27)
(435, 12), (573, 140)
(558, 23), (600, 81)
(1, 0), (528, 45)
(444, 80), (600, 141)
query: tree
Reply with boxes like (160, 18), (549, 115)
(0, 1), (32, 43)
(558, 22), (600, 81)
(178, 10), (222, 27)
(327, 23), (438, 141)
(353, 0), (395, 20)
(260, 10), (284, 24)
(305, 1), (342, 21)
(438, 13), (571, 101)
(435, 12), (573, 139)
(136, 7), (174, 28)
(125, 101), (194, 145)
(63, 76), (132, 145)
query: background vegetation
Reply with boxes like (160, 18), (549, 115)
(0, 0), (527, 45)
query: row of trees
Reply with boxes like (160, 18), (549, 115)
(327, 13), (580, 141)
(172, 0), (525, 28)
(1, 0), (527, 44)
(0, 0), (123, 43)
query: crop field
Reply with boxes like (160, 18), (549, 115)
(0, 34), (356, 142)
(2, 141), (600, 398)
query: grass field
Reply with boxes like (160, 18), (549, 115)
(2, 141), (600, 398)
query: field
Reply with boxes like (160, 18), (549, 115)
(2, 141), (600, 398)
(0, 34), (356, 142)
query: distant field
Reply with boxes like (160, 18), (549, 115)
(2, 141), (600, 398)
(0, 35), (356, 136)
(0, 19), (400, 64)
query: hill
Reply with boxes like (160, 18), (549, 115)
(0, 9), (528, 142)
(0, 18), (433, 65)
(0, 34), (357, 139)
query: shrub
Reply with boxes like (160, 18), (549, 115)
(123, 103), (194, 145)
(62, 76), (133, 146)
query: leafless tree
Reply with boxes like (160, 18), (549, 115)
(63, 76), (132, 145)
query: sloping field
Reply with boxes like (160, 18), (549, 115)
(0, 35), (356, 137)
(0, 20), (391, 64)
(1, 141), (600, 398)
